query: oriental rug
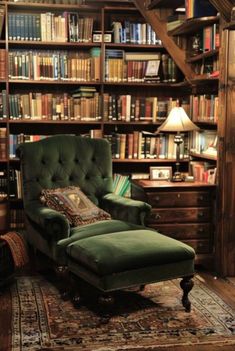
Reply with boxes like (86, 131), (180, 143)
(0, 275), (235, 351)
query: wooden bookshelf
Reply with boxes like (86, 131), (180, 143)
(0, 0), (222, 261)
(190, 151), (217, 161)
(186, 49), (219, 63)
(168, 16), (219, 36)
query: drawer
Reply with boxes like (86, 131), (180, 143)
(146, 191), (211, 207)
(148, 207), (211, 224)
(150, 223), (212, 240)
(182, 239), (212, 254)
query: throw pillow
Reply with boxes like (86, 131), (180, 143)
(40, 186), (111, 226)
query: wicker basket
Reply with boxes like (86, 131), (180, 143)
(0, 240), (15, 287)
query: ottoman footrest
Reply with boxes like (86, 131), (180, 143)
(66, 229), (195, 292)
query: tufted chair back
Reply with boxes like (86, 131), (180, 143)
(17, 135), (114, 207)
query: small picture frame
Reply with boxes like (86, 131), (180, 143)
(150, 166), (172, 181)
(145, 60), (160, 78)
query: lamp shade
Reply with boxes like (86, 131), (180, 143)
(156, 107), (199, 133)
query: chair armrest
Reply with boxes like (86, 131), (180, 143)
(100, 193), (151, 225)
(25, 202), (70, 241)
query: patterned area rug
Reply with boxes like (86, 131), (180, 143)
(1, 275), (235, 350)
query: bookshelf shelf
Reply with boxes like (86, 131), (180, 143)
(112, 158), (189, 163)
(8, 41), (102, 48)
(103, 121), (162, 125)
(168, 16), (219, 36)
(9, 198), (22, 203)
(190, 151), (217, 161)
(9, 120), (103, 124)
(223, 22), (235, 30)
(103, 81), (189, 87)
(7, 2), (100, 11)
(103, 6), (136, 11)
(190, 77), (219, 84)
(186, 49), (219, 63)
(8, 80), (101, 85)
(104, 43), (165, 50)
(195, 120), (217, 127)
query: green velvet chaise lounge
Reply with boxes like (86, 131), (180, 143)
(17, 135), (195, 311)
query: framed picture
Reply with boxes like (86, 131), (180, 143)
(150, 166), (172, 181)
(144, 60), (161, 81)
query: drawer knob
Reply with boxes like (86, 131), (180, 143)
(155, 196), (160, 202)
(198, 212), (204, 218)
(155, 213), (161, 220)
(199, 196), (204, 201)
(198, 228), (205, 233)
(177, 193), (181, 198)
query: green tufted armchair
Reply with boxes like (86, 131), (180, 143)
(17, 135), (151, 266)
(17, 135), (195, 311)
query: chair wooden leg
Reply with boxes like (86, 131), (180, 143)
(180, 275), (194, 312)
(55, 265), (71, 300)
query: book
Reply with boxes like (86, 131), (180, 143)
(0, 6), (5, 39)
(185, 0), (217, 19)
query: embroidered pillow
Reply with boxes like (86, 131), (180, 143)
(40, 186), (111, 226)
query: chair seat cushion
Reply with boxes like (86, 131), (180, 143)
(55, 219), (144, 264)
(66, 229), (195, 276)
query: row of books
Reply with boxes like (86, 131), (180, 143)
(8, 132), (189, 161)
(8, 12), (94, 43)
(113, 173), (131, 197)
(112, 21), (161, 45)
(1, 88), (191, 122)
(103, 95), (182, 122)
(189, 161), (217, 184)
(104, 132), (189, 160)
(166, 12), (185, 32)
(0, 169), (7, 196)
(105, 50), (178, 83)
(9, 168), (22, 199)
(10, 208), (25, 230)
(202, 24), (220, 52)
(0, 128), (7, 159)
(0, 49), (5, 80)
(8, 92), (173, 122)
(194, 56), (219, 77)
(3, 48), (179, 83)
(190, 130), (217, 157)
(190, 94), (219, 123)
(8, 48), (101, 81)
(6, 0), (84, 3)
(9, 88), (102, 121)
(9, 134), (47, 159)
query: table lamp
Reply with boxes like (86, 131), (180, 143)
(156, 106), (199, 182)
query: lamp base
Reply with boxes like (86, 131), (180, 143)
(171, 172), (184, 182)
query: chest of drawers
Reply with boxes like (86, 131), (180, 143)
(131, 180), (216, 268)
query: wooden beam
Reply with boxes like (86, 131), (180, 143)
(209, 0), (233, 22)
(133, 0), (195, 81)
